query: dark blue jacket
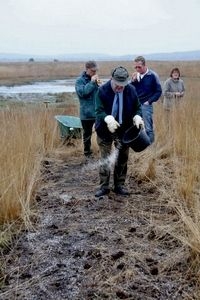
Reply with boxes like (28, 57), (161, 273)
(75, 71), (99, 120)
(95, 80), (142, 141)
(131, 69), (162, 104)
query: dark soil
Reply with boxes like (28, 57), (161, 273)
(0, 152), (198, 300)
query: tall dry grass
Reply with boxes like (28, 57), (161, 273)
(143, 76), (200, 272)
(171, 85), (200, 261)
(0, 105), (60, 225)
(0, 99), (80, 226)
(154, 78), (200, 202)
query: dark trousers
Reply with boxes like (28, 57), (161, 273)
(81, 119), (95, 157)
(97, 136), (129, 189)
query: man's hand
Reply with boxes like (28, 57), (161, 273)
(104, 115), (120, 133)
(131, 72), (138, 82)
(91, 74), (99, 82)
(174, 92), (182, 98)
(133, 115), (144, 129)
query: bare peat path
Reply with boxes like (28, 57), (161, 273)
(0, 155), (196, 300)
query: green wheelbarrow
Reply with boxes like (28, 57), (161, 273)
(55, 115), (82, 143)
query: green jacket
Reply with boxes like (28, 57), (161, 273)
(75, 71), (99, 120)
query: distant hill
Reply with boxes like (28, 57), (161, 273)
(0, 50), (200, 62)
(142, 50), (200, 61)
(111, 50), (200, 61)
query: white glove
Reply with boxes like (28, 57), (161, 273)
(104, 115), (120, 133)
(133, 115), (144, 129)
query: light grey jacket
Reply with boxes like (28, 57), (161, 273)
(163, 77), (185, 110)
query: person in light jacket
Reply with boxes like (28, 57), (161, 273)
(163, 67), (185, 110)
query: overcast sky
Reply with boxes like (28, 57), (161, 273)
(1, 0), (200, 56)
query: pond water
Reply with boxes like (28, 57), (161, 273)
(0, 78), (109, 103)
(0, 79), (75, 95)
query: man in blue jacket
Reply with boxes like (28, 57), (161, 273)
(95, 66), (144, 197)
(131, 56), (162, 143)
(75, 61), (100, 159)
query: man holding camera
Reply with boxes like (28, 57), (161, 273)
(75, 60), (100, 159)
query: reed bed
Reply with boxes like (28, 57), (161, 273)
(145, 77), (200, 271)
(0, 105), (59, 225)
(1, 60), (200, 85)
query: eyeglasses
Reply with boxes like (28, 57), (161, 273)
(90, 69), (97, 73)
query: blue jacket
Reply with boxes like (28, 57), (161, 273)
(75, 71), (99, 120)
(95, 80), (142, 141)
(131, 69), (162, 104)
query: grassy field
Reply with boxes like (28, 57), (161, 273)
(0, 61), (200, 296)
(1, 60), (200, 85)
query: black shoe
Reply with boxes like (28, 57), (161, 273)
(114, 186), (130, 196)
(95, 188), (110, 197)
(84, 151), (93, 157)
